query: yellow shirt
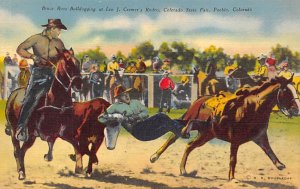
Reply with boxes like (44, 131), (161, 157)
(181, 76), (189, 85)
(257, 65), (268, 77)
(224, 65), (237, 76)
(278, 70), (293, 80)
(107, 61), (119, 72)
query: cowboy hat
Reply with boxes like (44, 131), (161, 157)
(162, 70), (170, 75)
(257, 54), (267, 60)
(42, 19), (67, 30)
(19, 59), (29, 68)
(114, 85), (132, 98)
(163, 58), (170, 63)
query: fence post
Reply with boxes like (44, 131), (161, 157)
(147, 75), (154, 108)
(191, 76), (198, 103)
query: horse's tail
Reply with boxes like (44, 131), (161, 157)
(5, 88), (25, 133)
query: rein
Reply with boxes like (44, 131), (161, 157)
(37, 55), (81, 112)
(54, 58), (81, 92)
(42, 56), (81, 92)
(276, 86), (299, 117)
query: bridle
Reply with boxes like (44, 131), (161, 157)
(276, 84), (299, 117)
(37, 55), (81, 112)
(54, 56), (81, 92)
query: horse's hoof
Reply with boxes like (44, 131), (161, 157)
(230, 178), (240, 183)
(180, 169), (187, 176)
(44, 154), (53, 162)
(75, 167), (83, 174)
(276, 162), (286, 170)
(150, 154), (159, 163)
(18, 171), (26, 180)
(86, 171), (92, 178)
(180, 170), (197, 177)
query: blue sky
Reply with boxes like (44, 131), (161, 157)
(1, 0), (300, 57)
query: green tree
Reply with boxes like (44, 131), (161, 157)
(76, 46), (107, 64)
(194, 45), (227, 72)
(271, 44), (300, 72)
(158, 42), (173, 59)
(170, 41), (195, 71)
(131, 41), (155, 60)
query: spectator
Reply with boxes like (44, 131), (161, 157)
(106, 55), (120, 93)
(266, 52), (277, 80)
(107, 55), (119, 74)
(4, 52), (13, 65)
(125, 61), (137, 73)
(175, 75), (190, 100)
(89, 64), (105, 99)
(159, 70), (175, 113)
(152, 56), (161, 73)
(17, 59), (31, 88)
(254, 54), (268, 82)
(82, 55), (93, 73)
(136, 56), (147, 73)
(118, 58), (125, 69)
(12, 54), (19, 66)
(278, 60), (293, 80)
(162, 58), (171, 71)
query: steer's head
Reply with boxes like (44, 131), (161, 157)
(103, 113), (124, 150)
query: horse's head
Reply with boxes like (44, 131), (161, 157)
(55, 47), (82, 92)
(276, 75), (300, 117)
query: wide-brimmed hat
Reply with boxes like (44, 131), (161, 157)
(163, 58), (170, 63)
(42, 19), (67, 30)
(114, 85), (132, 98)
(19, 59), (29, 68)
(162, 70), (170, 75)
(257, 54), (267, 60)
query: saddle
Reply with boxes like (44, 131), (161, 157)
(201, 92), (236, 122)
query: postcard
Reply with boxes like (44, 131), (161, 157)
(0, 0), (299, 188)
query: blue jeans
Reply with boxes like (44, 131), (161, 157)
(131, 113), (183, 141)
(17, 67), (54, 128)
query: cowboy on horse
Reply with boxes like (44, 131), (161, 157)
(15, 19), (68, 142)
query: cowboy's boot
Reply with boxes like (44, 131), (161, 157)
(15, 124), (29, 142)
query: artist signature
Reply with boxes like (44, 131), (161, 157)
(246, 175), (292, 180)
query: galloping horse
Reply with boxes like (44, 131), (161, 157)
(6, 48), (117, 180)
(150, 76), (300, 180)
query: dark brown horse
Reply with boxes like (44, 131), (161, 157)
(150, 76), (300, 180)
(6, 48), (116, 180)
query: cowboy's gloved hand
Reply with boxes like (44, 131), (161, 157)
(31, 55), (42, 63)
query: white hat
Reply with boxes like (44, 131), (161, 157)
(257, 54), (267, 60)
(163, 70), (170, 75)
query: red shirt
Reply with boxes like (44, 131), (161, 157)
(159, 77), (175, 90)
(266, 58), (276, 66)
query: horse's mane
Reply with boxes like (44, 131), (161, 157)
(235, 78), (281, 97)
